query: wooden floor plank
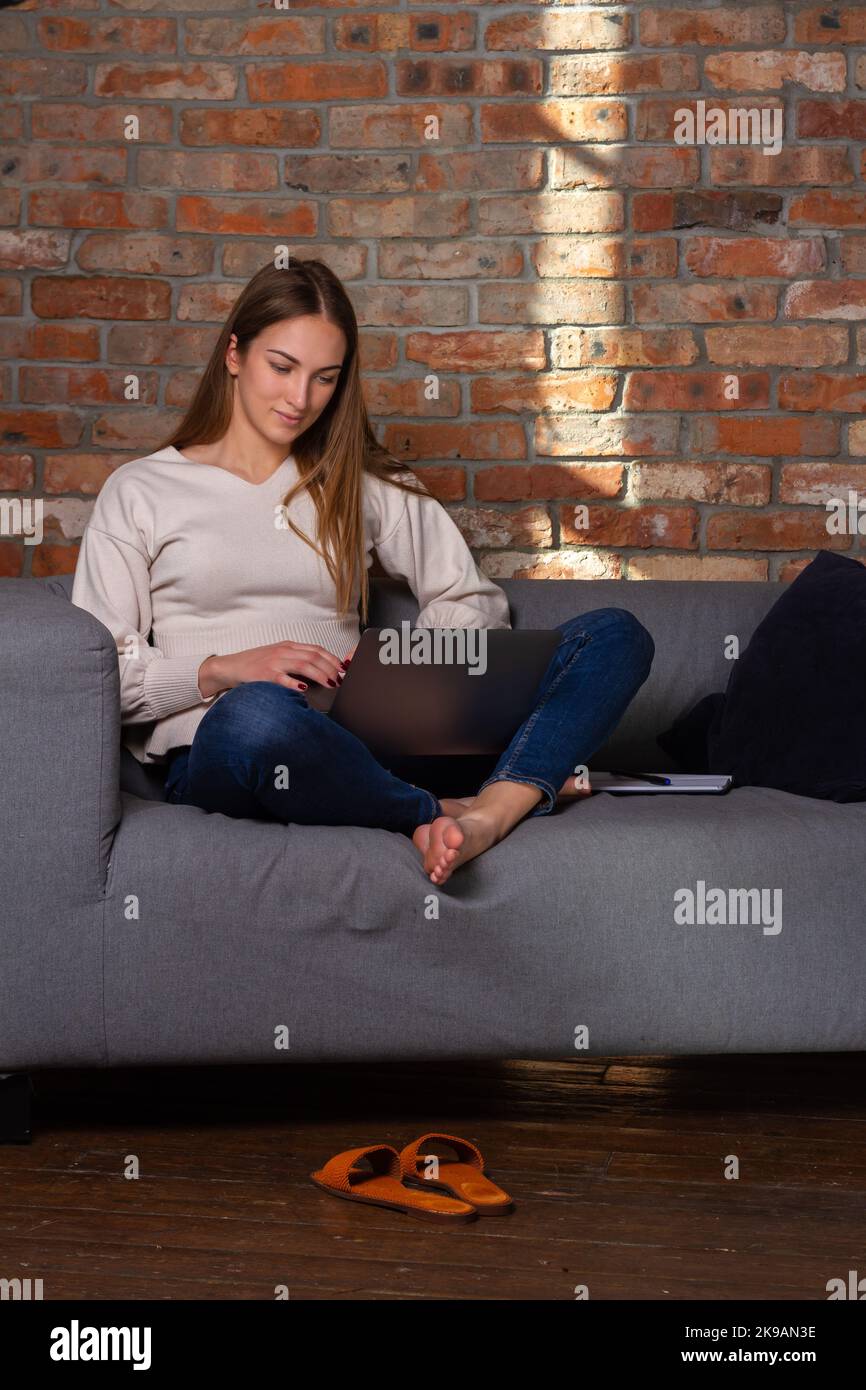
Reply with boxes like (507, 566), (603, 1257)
(0, 1056), (863, 1300)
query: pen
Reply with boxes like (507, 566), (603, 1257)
(610, 770), (671, 786)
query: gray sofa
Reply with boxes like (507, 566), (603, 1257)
(2, 570), (864, 1113)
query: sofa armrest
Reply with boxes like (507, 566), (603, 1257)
(0, 578), (121, 1068)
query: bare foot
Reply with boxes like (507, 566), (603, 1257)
(438, 795), (476, 816)
(413, 809), (506, 885)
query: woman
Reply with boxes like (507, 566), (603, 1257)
(71, 259), (654, 885)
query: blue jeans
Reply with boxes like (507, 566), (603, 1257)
(164, 608), (654, 836)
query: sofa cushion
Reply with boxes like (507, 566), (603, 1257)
(708, 550), (866, 802)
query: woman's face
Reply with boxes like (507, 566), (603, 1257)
(227, 315), (347, 443)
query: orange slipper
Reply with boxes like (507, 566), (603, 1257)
(399, 1132), (515, 1215)
(310, 1143), (478, 1223)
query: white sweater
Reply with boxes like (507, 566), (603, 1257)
(70, 445), (512, 764)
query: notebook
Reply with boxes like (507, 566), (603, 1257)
(589, 772), (733, 794)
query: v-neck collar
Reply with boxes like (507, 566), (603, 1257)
(165, 445), (294, 488)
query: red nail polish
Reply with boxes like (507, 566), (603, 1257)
(298, 683), (308, 690)
(327, 678), (337, 687)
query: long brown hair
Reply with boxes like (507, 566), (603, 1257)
(155, 258), (432, 625)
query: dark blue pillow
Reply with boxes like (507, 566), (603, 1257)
(707, 550), (866, 801)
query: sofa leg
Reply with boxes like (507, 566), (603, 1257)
(0, 1073), (33, 1144)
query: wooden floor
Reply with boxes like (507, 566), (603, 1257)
(1, 1054), (864, 1300)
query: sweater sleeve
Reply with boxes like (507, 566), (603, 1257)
(370, 473), (512, 630)
(70, 523), (216, 725)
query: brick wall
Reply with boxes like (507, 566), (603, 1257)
(2, 0), (866, 583)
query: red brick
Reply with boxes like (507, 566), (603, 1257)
(707, 510), (851, 550)
(551, 53), (698, 94)
(0, 60), (86, 96)
(36, 17), (177, 53)
(798, 100), (866, 139)
(0, 543), (25, 579)
(177, 196), (317, 237)
(416, 150), (544, 192)
(482, 550), (623, 582)
(624, 371), (769, 411)
(794, 9), (866, 42)
(640, 6), (785, 45)
(691, 416), (839, 456)
(248, 62), (386, 103)
(339, 285), (468, 327)
(0, 190), (21, 226)
(704, 51), (846, 92)
(480, 191), (623, 235)
(784, 281), (866, 320)
(138, 151), (278, 192)
(382, 423), (527, 462)
(633, 461), (771, 505)
(636, 96), (783, 142)
(412, 467), (467, 502)
(328, 196), (468, 238)
(553, 327), (698, 368)
(380, 240), (522, 280)
(561, 503), (698, 549)
(472, 371), (617, 413)
(628, 555), (768, 580)
(0, 278), (22, 315)
(481, 100), (626, 144)
(779, 374), (866, 412)
(2, 145), (128, 185)
(705, 325), (848, 366)
(395, 59), (542, 97)
(76, 234), (213, 276)
(534, 237), (677, 279)
(790, 192), (866, 226)
(480, 281), (624, 325)
(0, 322), (99, 361)
(0, 231), (70, 271)
(94, 63), (238, 100)
(90, 412), (183, 451)
(475, 464), (623, 502)
(187, 16), (326, 55)
(330, 103), (472, 148)
(0, 453), (35, 491)
(537, 415), (679, 458)
(363, 377), (460, 417)
(684, 235), (825, 277)
(30, 544), (86, 580)
(405, 331), (546, 372)
(0, 103), (23, 140)
(0, 409), (83, 448)
(29, 190), (167, 230)
(32, 103), (173, 144)
(487, 10), (632, 50)
(634, 190), (782, 231)
(20, 367), (158, 406)
(335, 13), (473, 53)
(31, 276), (170, 321)
(552, 145), (699, 188)
(841, 238), (866, 273)
(780, 463), (866, 504)
(180, 108), (320, 148)
(633, 283), (777, 323)
(177, 283), (253, 323)
(709, 146), (853, 186)
(43, 453), (131, 494)
(107, 325), (218, 366)
(450, 505), (551, 548)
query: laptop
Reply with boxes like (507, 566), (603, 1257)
(304, 625), (560, 758)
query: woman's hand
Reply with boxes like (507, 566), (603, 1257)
(197, 640), (349, 699)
